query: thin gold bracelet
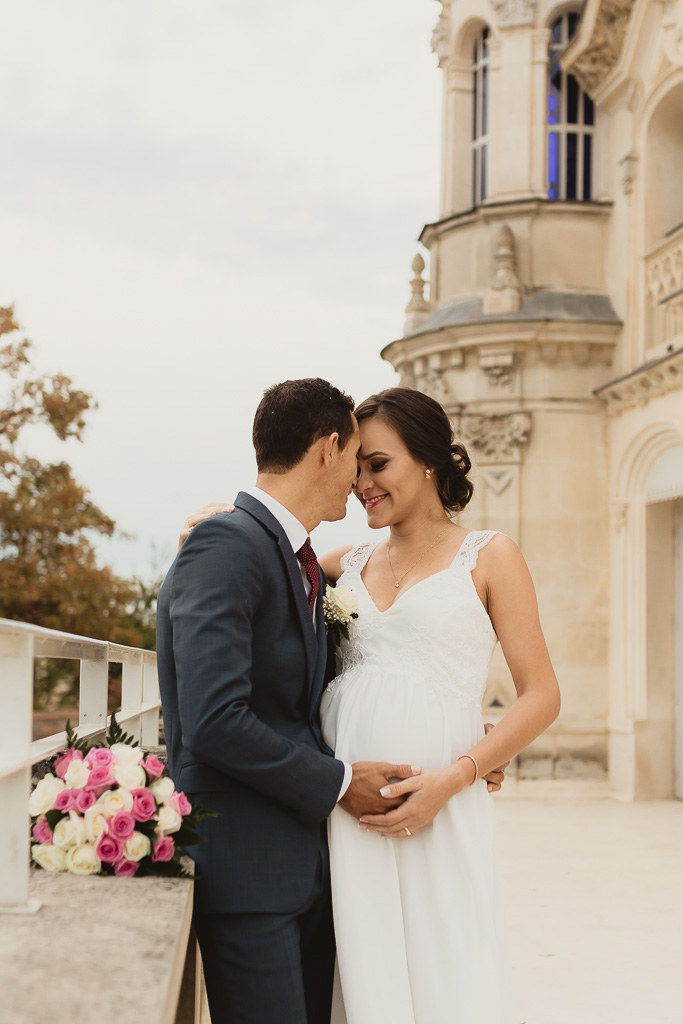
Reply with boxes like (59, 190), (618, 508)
(457, 753), (479, 785)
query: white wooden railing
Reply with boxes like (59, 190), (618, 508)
(0, 618), (159, 913)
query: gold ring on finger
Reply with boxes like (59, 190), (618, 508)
(404, 827), (412, 837)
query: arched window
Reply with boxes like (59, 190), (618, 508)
(472, 27), (490, 207)
(547, 11), (594, 200)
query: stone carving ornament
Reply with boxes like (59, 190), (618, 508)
(431, 9), (452, 66)
(490, 0), (537, 29)
(458, 411), (532, 462)
(567, 0), (636, 94)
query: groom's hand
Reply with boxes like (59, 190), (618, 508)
(339, 762), (422, 818)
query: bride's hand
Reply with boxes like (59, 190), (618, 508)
(358, 764), (471, 838)
(179, 502), (234, 550)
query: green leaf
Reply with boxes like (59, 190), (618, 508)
(44, 808), (66, 831)
(105, 710), (137, 748)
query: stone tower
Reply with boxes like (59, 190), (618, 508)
(382, 0), (626, 782)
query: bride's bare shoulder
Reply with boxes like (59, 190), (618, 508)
(319, 545), (354, 584)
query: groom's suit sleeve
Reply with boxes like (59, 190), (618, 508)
(169, 515), (345, 825)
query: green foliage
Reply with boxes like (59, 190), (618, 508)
(105, 711), (137, 748)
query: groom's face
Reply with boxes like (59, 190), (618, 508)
(322, 416), (361, 522)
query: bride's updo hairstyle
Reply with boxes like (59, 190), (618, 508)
(354, 387), (474, 514)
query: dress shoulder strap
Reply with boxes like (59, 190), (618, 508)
(340, 541), (376, 576)
(454, 530), (500, 572)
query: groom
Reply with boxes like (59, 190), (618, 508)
(156, 378), (422, 1024)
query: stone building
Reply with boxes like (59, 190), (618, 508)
(382, 0), (683, 800)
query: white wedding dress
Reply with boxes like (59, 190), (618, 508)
(321, 531), (514, 1024)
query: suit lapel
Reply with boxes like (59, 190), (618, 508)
(310, 565), (328, 709)
(234, 492), (318, 690)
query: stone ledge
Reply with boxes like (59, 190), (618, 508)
(1, 870), (194, 1024)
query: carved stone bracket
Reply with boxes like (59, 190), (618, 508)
(610, 500), (629, 532)
(490, 0), (537, 28)
(458, 411), (532, 463)
(597, 347), (683, 415)
(431, 9), (452, 67)
(483, 224), (524, 316)
(564, 0), (636, 95)
(619, 149), (638, 196)
(479, 350), (517, 389)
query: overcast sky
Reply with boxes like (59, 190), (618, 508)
(0, 0), (442, 579)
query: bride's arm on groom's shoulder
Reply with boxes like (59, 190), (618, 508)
(318, 546), (353, 585)
(178, 503), (234, 549)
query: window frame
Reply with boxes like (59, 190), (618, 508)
(547, 11), (595, 201)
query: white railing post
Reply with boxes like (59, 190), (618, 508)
(121, 654), (144, 743)
(0, 629), (40, 912)
(79, 655), (109, 733)
(141, 655), (161, 747)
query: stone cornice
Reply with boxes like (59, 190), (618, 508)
(561, 0), (637, 96)
(594, 345), (683, 414)
(420, 198), (613, 248)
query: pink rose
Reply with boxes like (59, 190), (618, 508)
(114, 858), (139, 877)
(32, 817), (54, 844)
(151, 836), (175, 863)
(169, 791), (192, 817)
(143, 755), (165, 780)
(84, 748), (114, 769)
(109, 811), (136, 841)
(130, 788), (156, 822)
(52, 789), (78, 812)
(75, 789), (97, 813)
(54, 748), (83, 780)
(85, 764), (115, 793)
(95, 833), (124, 865)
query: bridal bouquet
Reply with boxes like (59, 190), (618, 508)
(29, 715), (217, 877)
(323, 584), (358, 646)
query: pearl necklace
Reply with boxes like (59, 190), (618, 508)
(387, 524), (451, 589)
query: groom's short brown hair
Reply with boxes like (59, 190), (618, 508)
(253, 378), (356, 473)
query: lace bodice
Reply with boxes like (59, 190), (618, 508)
(326, 531), (499, 710)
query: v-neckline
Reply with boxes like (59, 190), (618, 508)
(358, 533), (472, 615)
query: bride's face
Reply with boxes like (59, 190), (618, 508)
(354, 415), (430, 528)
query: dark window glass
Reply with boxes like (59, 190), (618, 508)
(567, 75), (579, 124)
(473, 68), (478, 139)
(481, 143), (487, 201)
(482, 26), (489, 58)
(482, 66), (488, 136)
(548, 132), (561, 199)
(583, 135), (592, 200)
(552, 19), (563, 44)
(568, 12), (579, 38)
(566, 133), (578, 199)
(472, 149), (477, 207)
(584, 92), (595, 127)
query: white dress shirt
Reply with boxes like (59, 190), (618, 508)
(243, 486), (352, 801)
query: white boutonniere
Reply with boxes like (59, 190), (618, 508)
(323, 585), (358, 646)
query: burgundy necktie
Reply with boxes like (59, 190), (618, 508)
(297, 538), (320, 617)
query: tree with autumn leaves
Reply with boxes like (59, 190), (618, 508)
(0, 306), (158, 708)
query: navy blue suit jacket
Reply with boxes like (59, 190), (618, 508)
(156, 492), (345, 914)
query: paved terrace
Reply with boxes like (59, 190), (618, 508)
(497, 785), (683, 1024)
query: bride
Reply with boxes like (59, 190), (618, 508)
(181, 386), (560, 1024)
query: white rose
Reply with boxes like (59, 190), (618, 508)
(113, 762), (147, 790)
(123, 831), (151, 862)
(150, 777), (175, 804)
(53, 810), (86, 849)
(110, 743), (143, 766)
(65, 843), (101, 875)
(28, 773), (66, 816)
(157, 805), (183, 835)
(32, 844), (66, 872)
(97, 787), (133, 818)
(332, 586), (358, 618)
(64, 758), (91, 790)
(83, 807), (110, 843)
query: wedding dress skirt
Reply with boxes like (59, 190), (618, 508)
(321, 532), (514, 1024)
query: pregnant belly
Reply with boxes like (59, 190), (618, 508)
(321, 670), (484, 770)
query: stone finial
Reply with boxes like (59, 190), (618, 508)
(403, 253), (432, 335)
(483, 224), (524, 315)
